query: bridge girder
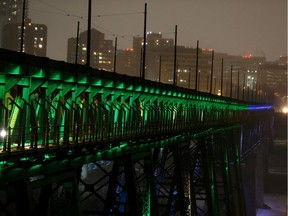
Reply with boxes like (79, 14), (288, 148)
(0, 49), (274, 216)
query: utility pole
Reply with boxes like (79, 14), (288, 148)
(188, 68), (191, 89)
(20, 0), (26, 53)
(86, 0), (92, 67)
(195, 40), (199, 91)
(142, 3), (147, 79)
(230, 65), (233, 98)
(113, 37), (117, 73)
(209, 50), (214, 94)
(173, 25), (178, 86)
(237, 68), (240, 100)
(220, 58), (224, 96)
(242, 73), (246, 100)
(140, 48), (143, 77)
(75, 21), (80, 64)
(158, 55), (162, 82)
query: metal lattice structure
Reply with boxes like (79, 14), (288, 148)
(0, 49), (273, 215)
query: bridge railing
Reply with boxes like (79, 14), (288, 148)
(0, 111), (235, 158)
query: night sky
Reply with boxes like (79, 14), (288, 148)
(29, 0), (287, 62)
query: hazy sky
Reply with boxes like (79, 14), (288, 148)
(29, 0), (287, 61)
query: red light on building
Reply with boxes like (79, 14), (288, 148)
(242, 54), (252, 59)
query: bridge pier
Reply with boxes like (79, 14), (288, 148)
(14, 179), (31, 215)
(242, 146), (265, 216)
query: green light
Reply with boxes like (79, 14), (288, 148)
(10, 66), (21, 74)
(93, 79), (102, 86)
(49, 70), (62, 80)
(116, 82), (124, 89)
(120, 142), (128, 148)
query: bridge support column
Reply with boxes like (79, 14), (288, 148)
(243, 155), (257, 216)
(255, 146), (264, 209)
(38, 184), (52, 215)
(123, 156), (140, 216)
(14, 179), (31, 215)
(66, 168), (81, 216)
(142, 155), (158, 216)
(242, 145), (265, 216)
(171, 145), (186, 215)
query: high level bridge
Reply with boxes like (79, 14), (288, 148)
(0, 49), (273, 216)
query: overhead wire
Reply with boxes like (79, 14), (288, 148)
(30, 0), (142, 46)
(93, 12), (143, 18)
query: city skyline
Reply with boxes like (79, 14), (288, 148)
(27, 0), (287, 62)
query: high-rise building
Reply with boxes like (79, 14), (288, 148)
(258, 58), (287, 107)
(0, 0), (28, 47)
(67, 28), (114, 71)
(2, 19), (47, 57)
(131, 32), (268, 100)
(133, 32), (174, 80)
(116, 49), (137, 77)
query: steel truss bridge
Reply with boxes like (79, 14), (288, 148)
(0, 49), (273, 216)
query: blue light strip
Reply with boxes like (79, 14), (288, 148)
(248, 105), (273, 110)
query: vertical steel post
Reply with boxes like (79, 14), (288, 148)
(140, 48), (143, 77)
(230, 65), (233, 98)
(20, 0), (26, 53)
(75, 21), (80, 64)
(221, 58), (224, 96)
(173, 25), (178, 86)
(237, 68), (240, 100)
(210, 50), (214, 94)
(195, 40), (199, 91)
(242, 73), (246, 100)
(142, 3), (147, 79)
(158, 55), (162, 82)
(86, 0), (91, 67)
(114, 37), (118, 73)
(188, 68), (191, 89)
